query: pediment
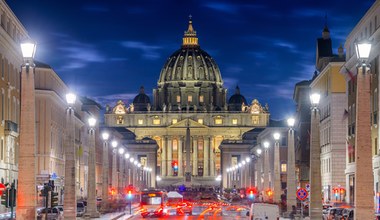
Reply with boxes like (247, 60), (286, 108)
(168, 119), (208, 129)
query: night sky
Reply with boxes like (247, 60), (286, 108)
(7, 0), (375, 120)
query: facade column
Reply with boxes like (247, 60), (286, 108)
(354, 65), (374, 219)
(210, 136), (215, 176)
(274, 141), (281, 203)
(178, 136), (183, 177)
(161, 136), (167, 176)
(203, 136), (209, 176)
(167, 138), (172, 176)
(192, 137), (198, 176)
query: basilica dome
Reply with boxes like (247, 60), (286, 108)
(228, 86), (247, 111)
(158, 47), (222, 84)
(153, 18), (227, 111)
(133, 86), (151, 111)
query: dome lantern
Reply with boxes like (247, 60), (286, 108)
(182, 15), (199, 48)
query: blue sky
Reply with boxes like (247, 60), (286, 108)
(7, 0), (375, 119)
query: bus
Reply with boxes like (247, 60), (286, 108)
(140, 189), (168, 218)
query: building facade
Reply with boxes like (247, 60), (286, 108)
(0, 0), (29, 214)
(34, 62), (103, 205)
(104, 19), (270, 189)
(310, 25), (347, 204)
(342, 1), (380, 207)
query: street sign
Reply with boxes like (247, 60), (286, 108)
(296, 188), (308, 201)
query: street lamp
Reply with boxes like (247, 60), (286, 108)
(353, 39), (374, 219)
(17, 40), (37, 219)
(101, 131), (110, 212)
(85, 117), (99, 217)
(111, 140), (118, 194)
(309, 92), (322, 219)
(287, 117), (297, 212)
(273, 132), (281, 203)
(62, 92), (77, 219)
(263, 141), (270, 202)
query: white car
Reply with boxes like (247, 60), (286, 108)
(248, 203), (280, 220)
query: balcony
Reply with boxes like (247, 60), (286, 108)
(4, 120), (18, 136)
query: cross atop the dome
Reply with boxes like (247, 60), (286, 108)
(189, 14), (192, 20)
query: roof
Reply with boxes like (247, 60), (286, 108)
(34, 60), (52, 69)
(167, 191), (183, 198)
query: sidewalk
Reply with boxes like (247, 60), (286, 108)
(78, 211), (133, 220)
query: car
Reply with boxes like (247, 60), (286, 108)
(37, 207), (62, 220)
(176, 202), (192, 215)
(342, 208), (354, 220)
(248, 203), (280, 220)
(323, 207), (345, 220)
(76, 202), (86, 217)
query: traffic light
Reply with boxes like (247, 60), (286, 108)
(247, 188), (256, 200)
(266, 189), (273, 197)
(127, 190), (133, 200)
(8, 187), (15, 208)
(110, 188), (116, 196)
(51, 191), (59, 207)
(334, 188), (339, 197)
(340, 188), (345, 195)
(1, 188), (9, 207)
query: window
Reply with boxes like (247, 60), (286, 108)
(252, 115), (259, 124)
(281, 163), (287, 173)
(187, 95), (192, 103)
(232, 119), (237, 125)
(199, 95), (204, 103)
(0, 138), (3, 161)
(197, 119), (203, 124)
(172, 119), (178, 124)
(215, 118), (223, 125)
(176, 95), (181, 103)
(138, 119), (143, 125)
(153, 119), (160, 125)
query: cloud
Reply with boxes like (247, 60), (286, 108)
(203, 2), (239, 14)
(225, 65), (243, 74)
(223, 77), (239, 90)
(121, 41), (162, 60)
(51, 34), (106, 71)
(292, 8), (325, 18)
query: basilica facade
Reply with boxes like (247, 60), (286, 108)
(104, 19), (270, 188)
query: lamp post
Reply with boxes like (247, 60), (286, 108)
(124, 153), (131, 186)
(111, 140), (118, 196)
(118, 147), (125, 194)
(17, 40), (37, 218)
(354, 39), (374, 219)
(63, 92), (77, 219)
(85, 117), (99, 217)
(101, 131), (110, 212)
(309, 93), (322, 219)
(273, 132), (281, 203)
(263, 141), (270, 202)
(286, 117), (297, 212)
